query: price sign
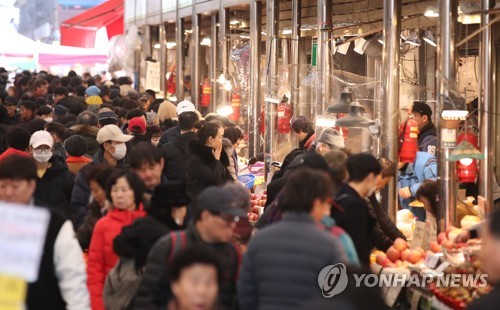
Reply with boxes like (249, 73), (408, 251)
(424, 254), (440, 269)
(410, 221), (426, 250)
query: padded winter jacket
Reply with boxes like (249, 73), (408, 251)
(161, 131), (198, 182)
(238, 213), (347, 310)
(87, 208), (145, 310)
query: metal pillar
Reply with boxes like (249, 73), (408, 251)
(381, 0), (401, 221)
(418, 43), (427, 100)
(290, 0), (301, 114)
(316, 0), (333, 116)
(479, 0), (494, 212)
(175, 2), (184, 102)
(219, 7), (230, 106)
(210, 14), (218, 113)
(192, 12), (200, 106)
(249, 0), (262, 158)
(437, 0), (458, 230)
(159, 24), (166, 97)
(265, 0), (279, 176)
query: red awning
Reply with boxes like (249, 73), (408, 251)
(60, 0), (124, 48)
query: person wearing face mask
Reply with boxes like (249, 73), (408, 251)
(331, 153), (382, 266)
(29, 130), (75, 218)
(71, 124), (133, 229)
(186, 121), (232, 200)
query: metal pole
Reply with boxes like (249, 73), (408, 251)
(418, 43), (426, 100)
(437, 0), (458, 230)
(175, 1), (184, 102)
(317, 0), (332, 117)
(219, 7), (230, 107)
(381, 0), (401, 222)
(210, 14), (218, 113)
(290, 0), (301, 114)
(265, 0), (279, 177)
(159, 25), (166, 97)
(479, 0), (494, 212)
(192, 12), (200, 107)
(249, 0), (262, 158)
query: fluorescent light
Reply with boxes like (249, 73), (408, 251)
(264, 97), (281, 104)
(166, 42), (177, 49)
(153, 43), (161, 49)
(218, 74), (226, 84)
(230, 19), (240, 25)
(224, 80), (232, 91)
(316, 117), (336, 127)
(282, 28), (292, 35)
(441, 110), (469, 120)
(239, 35), (250, 39)
(459, 14), (481, 24)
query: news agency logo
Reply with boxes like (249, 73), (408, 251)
(317, 263), (349, 298)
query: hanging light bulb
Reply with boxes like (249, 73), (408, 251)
(218, 74), (226, 84)
(459, 158), (474, 166)
(224, 80), (232, 91)
(200, 36), (211, 46)
(335, 102), (375, 128)
(405, 31), (421, 46)
(424, 5), (439, 17)
(441, 110), (469, 121)
(423, 30), (437, 47)
(327, 88), (354, 113)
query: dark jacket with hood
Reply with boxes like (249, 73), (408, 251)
(158, 125), (181, 148)
(186, 139), (232, 200)
(272, 130), (315, 181)
(161, 131), (198, 182)
(418, 122), (437, 155)
(133, 224), (241, 310)
(331, 183), (378, 266)
(71, 149), (127, 228)
(70, 124), (100, 156)
(368, 194), (406, 242)
(130, 134), (151, 148)
(34, 156), (75, 218)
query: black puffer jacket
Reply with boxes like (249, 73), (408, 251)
(34, 156), (75, 218)
(133, 224), (241, 310)
(162, 131), (198, 182)
(238, 213), (347, 310)
(368, 194), (406, 242)
(186, 140), (232, 200)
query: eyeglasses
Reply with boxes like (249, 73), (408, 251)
(210, 211), (240, 223)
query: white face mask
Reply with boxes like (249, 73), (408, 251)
(33, 149), (52, 163)
(44, 117), (53, 123)
(112, 143), (127, 160)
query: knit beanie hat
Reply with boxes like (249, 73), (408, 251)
(318, 128), (345, 148)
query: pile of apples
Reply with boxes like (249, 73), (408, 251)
(375, 238), (426, 268)
(247, 192), (267, 222)
(436, 226), (467, 250)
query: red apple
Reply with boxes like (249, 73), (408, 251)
(251, 206), (260, 213)
(406, 250), (422, 264)
(438, 232), (448, 245)
(442, 240), (455, 250)
(430, 241), (441, 253)
(393, 238), (408, 252)
(386, 246), (401, 262)
(401, 249), (410, 261)
(376, 254), (387, 266)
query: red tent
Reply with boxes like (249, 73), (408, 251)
(60, 0), (124, 48)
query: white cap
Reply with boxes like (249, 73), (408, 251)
(176, 100), (196, 115)
(30, 131), (54, 148)
(97, 125), (134, 144)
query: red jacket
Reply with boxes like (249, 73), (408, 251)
(87, 207), (145, 310)
(0, 148), (30, 161)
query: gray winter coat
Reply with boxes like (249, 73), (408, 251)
(237, 213), (347, 310)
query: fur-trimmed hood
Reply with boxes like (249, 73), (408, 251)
(70, 124), (99, 137)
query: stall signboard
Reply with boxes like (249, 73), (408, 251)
(145, 61), (161, 92)
(441, 128), (457, 148)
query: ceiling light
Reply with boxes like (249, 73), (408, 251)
(424, 5), (439, 17)
(217, 104), (234, 116)
(447, 140), (484, 162)
(423, 30), (437, 47)
(200, 36), (211, 46)
(166, 42), (177, 49)
(230, 19), (240, 25)
(224, 80), (233, 91)
(327, 88), (354, 114)
(153, 43), (161, 49)
(218, 74), (226, 84)
(405, 31), (421, 46)
(459, 2), (481, 24)
(441, 110), (469, 120)
(337, 42), (351, 55)
(354, 37), (368, 54)
(377, 33), (384, 45)
(282, 28), (292, 35)
(316, 117), (336, 127)
(458, 14), (481, 24)
(335, 103), (375, 128)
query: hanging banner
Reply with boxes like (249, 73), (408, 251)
(145, 61), (161, 92)
(311, 42), (317, 67)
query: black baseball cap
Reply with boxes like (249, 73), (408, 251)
(411, 101), (433, 117)
(196, 185), (248, 220)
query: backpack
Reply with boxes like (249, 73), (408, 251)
(103, 258), (143, 310)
